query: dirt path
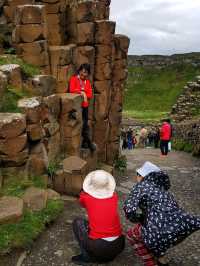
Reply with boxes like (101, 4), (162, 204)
(1, 148), (200, 266)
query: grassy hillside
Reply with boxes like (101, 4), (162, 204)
(123, 64), (200, 121)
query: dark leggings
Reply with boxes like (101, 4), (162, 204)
(72, 218), (125, 263)
(82, 107), (92, 148)
(160, 140), (169, 155)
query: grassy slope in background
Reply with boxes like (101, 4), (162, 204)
(123, 64), (200, 121)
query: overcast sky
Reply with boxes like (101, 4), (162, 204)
(110, 0), (200, 55)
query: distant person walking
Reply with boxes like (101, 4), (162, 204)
(154, 127), (160, 149)
(139, 127), (148, 148)
(160, 120), (171, 156)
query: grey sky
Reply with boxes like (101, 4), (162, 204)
(110, 0), (200, 55)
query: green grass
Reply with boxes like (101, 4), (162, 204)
(123, 64), (200, 121)
(172, 140), (194, 153)
(0, 85), (32, 113)
(0, 200), (64, 254)
(0, 175), (47, 198)
(0, 55), (40, 78)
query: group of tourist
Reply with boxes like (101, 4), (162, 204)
(72, 164), (200, 266)
(121, 120), (172, 157)
(67, 63), (200, 266)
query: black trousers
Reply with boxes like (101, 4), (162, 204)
(82, 107), (92, 148)
(160, 140), (169, 155)
(72, 218), (125, 263)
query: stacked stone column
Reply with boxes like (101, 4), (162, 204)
(93, 20), (115, 161)
(107, 35), (130, 163)
(12, 5), (49, 73)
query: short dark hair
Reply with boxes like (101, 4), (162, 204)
(78, 63), (91, 75)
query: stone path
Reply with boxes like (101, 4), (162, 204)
(0, 148), (200, 266)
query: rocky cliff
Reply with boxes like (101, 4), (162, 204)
(0, 0), (130, 194)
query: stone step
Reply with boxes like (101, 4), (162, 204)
(53, 155), (87, 196)
(0, 196), (24, 225)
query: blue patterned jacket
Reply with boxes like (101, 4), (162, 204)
(124, 171), (200, 256)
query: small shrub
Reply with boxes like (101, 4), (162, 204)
(172, 139), (193, 153)
(114, 155), (127, 173)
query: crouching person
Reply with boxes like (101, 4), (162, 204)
(124, 161), (200, 266)
(72, 170), (125, 265)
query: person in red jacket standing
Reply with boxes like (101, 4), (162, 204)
(160, 120), (171, 156)
(68, 64), (96, 152)
(72, 170), (125, 265)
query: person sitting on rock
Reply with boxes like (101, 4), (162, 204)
(124, 161), (200, 266)
(72, 170), (125, 265)
(68, 63), (96, 152)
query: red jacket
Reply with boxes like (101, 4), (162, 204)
(68, 75), (93, 108)
(79, 192), (122, 239)
(160, 122), (171, 141)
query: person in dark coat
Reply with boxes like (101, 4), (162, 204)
(124, 161), (200, 266)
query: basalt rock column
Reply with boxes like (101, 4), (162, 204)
(59, 93), (82, 157)
(93, 20), (116, 161)
(107, 34), (130, 164)
(12, 5), (50, 73)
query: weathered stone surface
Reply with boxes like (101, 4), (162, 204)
(3, 0), (34, 22)
(80, 148), (97, 172)
(18, 97), (42, 124)
(49, 45), (75, 67)
(77, 22), (94, 45)
(59, 93), (82, 114)
(17, 41), (49, 66)
(23, 187), (47, 211)
(106, 141), (119, 164)
(113, 34), (130, 60)
(63, 156), (87, 174)
(26, 154), (48, 175)
(53, 169), (66, 194)
(47, 188), (61, 200)
(43, 121), (59, 136)
(13, 24), (47, 43)
(45, 131), (61, 161)
(73, 46), (95, 73)
(43, 94), (61, 121)
(95, 44), (112, 59)
(62, 134), (81, 156)
(0, 148), (28, 166)
(94, 82), (111, 120)
(47, 25), (65, 46)
(93, 0), (110, 20)
(31, 75), (57, 97)
(94, 61), (112, 81)
(67, 1), (94, 23)
(27, 124), (45, 141)
(0, 64), (22, 89)
(95, 20), (115, 45)
(0, 71), (7, 98)
(0, 171), (3, 188)
(0, 133), (27, 155)
(14, 5), (46, 25)
(0, 196), (23, 225)
(112, 59), (128, 81)
(0, 113), (26, 139)
(93, 119), (109, 161)
(44, 0), (66, 14)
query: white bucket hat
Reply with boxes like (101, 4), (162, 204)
(83, 170), (116, 199)
(136, 161), (160, 177)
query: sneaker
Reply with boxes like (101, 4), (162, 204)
(71, 254), (96, 265)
